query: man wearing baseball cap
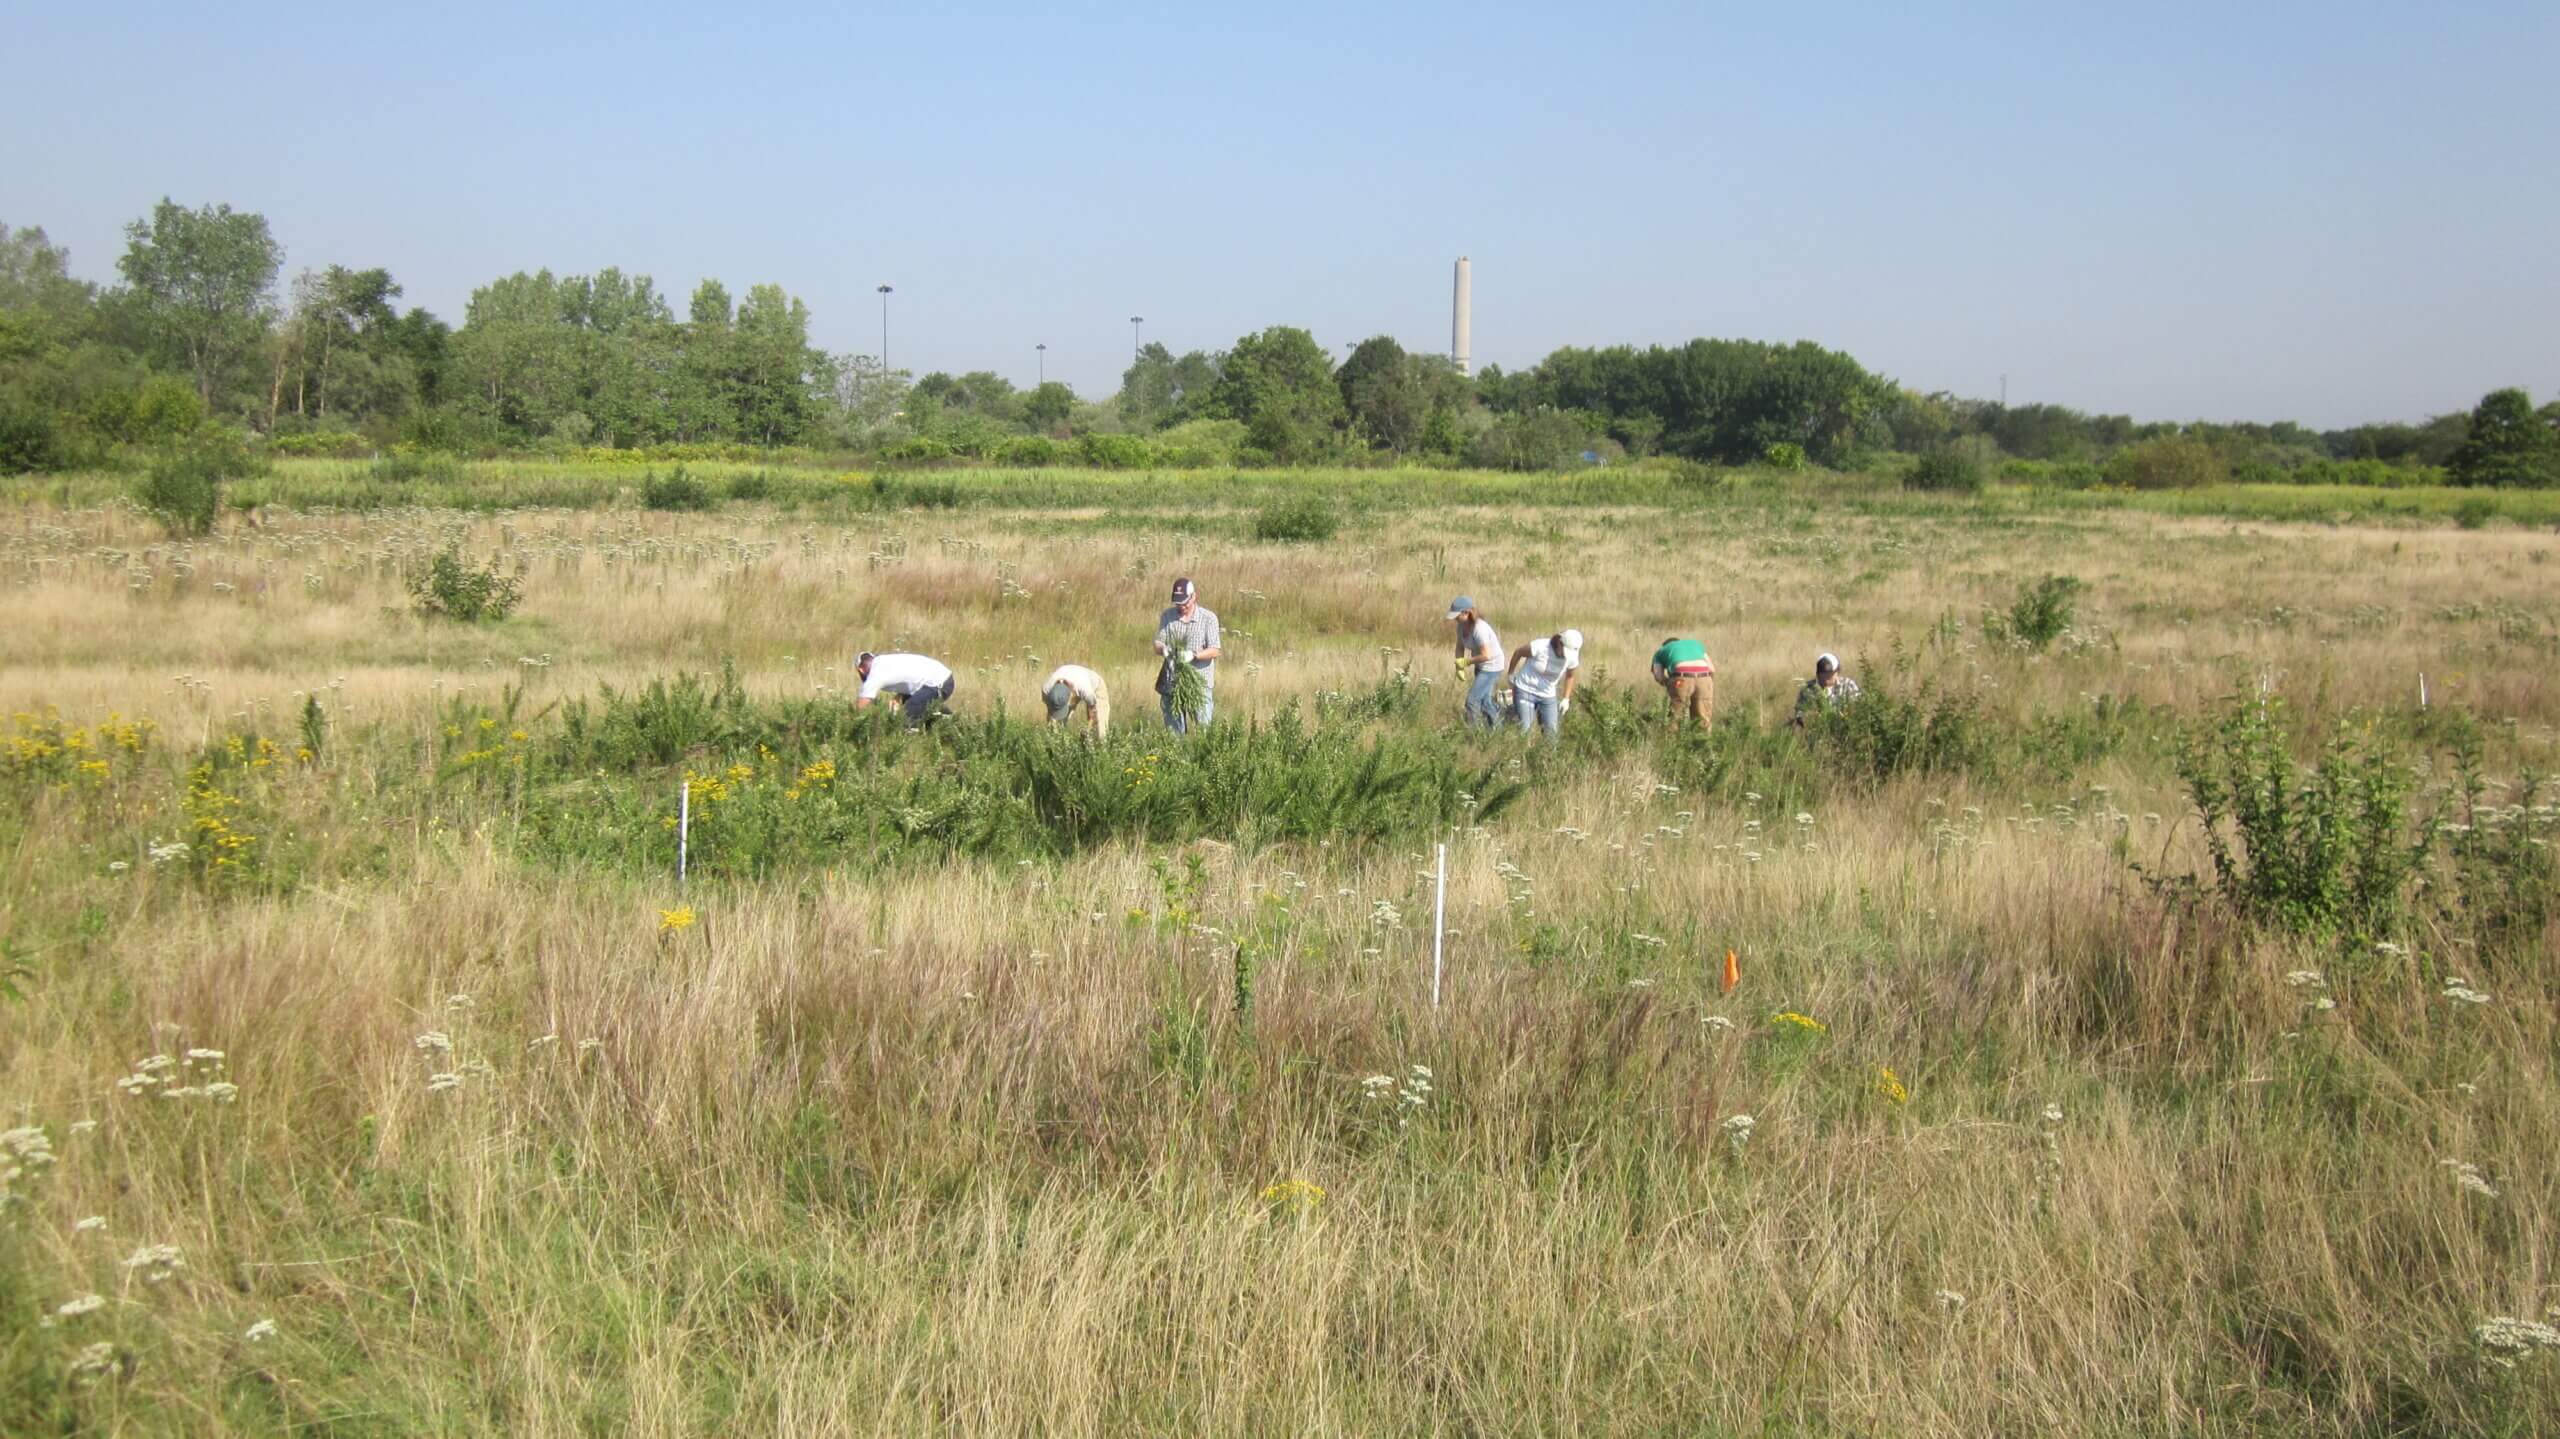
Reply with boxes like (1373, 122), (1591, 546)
(1152, 577), (1222, 734)
(1042, 663), (1110, 739)
(1446, 597), (1505, 730)
(1791, 652), (1861, 729)
(1504, 628), (1583, 739)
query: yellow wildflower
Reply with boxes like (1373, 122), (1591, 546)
(658, 906), (697, 932)
(1771, 1011), (1828, 1034)
(1260, 1178), (1326, 1214)
(1877, 1067), (1909, 1105)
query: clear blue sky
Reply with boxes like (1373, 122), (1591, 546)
(8, 1), (2555, 427)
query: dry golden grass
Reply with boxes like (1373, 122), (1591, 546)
(1, 495), (2555, 1434)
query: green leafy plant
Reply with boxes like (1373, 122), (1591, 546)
(641, 465), (715, 511)
(1904, 448), (1983, 493)
(137, 436), (262, 536)
(409, 546), (524, 622)
(1253, 494), (1340, 543)
(1762, 441), (1807, 471)
(1984, 575), (2085, 651)
(2168, 697), (2421, 938)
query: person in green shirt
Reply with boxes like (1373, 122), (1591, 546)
(1650, 636), (1715, 727)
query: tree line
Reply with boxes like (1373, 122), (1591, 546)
(4, 198), (2557, 488)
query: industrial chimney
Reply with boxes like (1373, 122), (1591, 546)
(1451, 257), (1472, 376)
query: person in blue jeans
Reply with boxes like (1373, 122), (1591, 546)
(1153, 576), (1222, 734)
(1504, 628), (1583, 739)
(1446, 596), (1505, 729)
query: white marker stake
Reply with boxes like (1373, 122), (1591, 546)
(677, 779), (692, 887)
(1431, 842), (1447, 1011)
(2419, 673), (2428, 710)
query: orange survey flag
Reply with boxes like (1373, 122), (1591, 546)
(1721, 949), (1739, 994)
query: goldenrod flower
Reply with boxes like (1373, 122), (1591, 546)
(1877, 1066), (1909, 1105)
(1260, 1178), (1326, 1215)
(658, 906), (698, 932)
(1771, 1011), (1828, 1034)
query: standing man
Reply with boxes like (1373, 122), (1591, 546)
(1504, 628), (1582, 739)
(1649, 636), (1715, 727)
(1153, 577), (1221, 734)
(1791, 652), (1861, 728)
(1447, 597), (1505, 729)
(1042, 663), (1111, 739)
(855, 650), (956, 726)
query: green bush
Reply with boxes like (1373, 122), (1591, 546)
(2169, 698), (2419, 938)
(871, 474), (962, 509)
(1253, 494), (1341, 543)
(724, 469), (775, 501)
(2453, 496), (2496, 530)
(267, 429), (373, 459)
(1078, 433), (1156, 469)
(1983, 575), (2086, 651)
(880, 436), (955, 463)
(641, 465), (716, 511)
(408, 546), (524, 623)
(1762, 441), (1807, 471)
(0, 399), (65, 474)
(2106, 435), (2228, 490)
(137, 436), (262, 536)
(995, 435), (1062, 467)
(1153, 418), (1248, 467)
(371, 450), (464, 485)
(1904, 448), (1983, 493)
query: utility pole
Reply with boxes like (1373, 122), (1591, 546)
(877, 284), (894, 375)
(1130, 315), (1144, 360)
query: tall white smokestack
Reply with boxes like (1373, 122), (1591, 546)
(1452, 256), (1472, 376)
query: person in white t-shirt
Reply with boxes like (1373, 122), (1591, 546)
(1504, 628), (1583, 739)
(1445, 596), (1505, 730)
(1041, 663), (1110, 739)
(855, 651), (956, 726)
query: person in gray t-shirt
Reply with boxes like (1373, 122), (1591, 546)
(1152, 575), (1223, 733)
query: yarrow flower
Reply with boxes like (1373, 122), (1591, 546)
(1934, 1289), (1966, 1311)
(2283, 971), (2324, 988)
(75, 1215), (106, 1233)
(244, 1318), (278, 1343)
(2442, 980), (2491, 1005)
(2475, 1315), (2560, 1367)
(413, 1031), (452, 1054)
(55, 1294), (107, 1319)
(426, 1072), (463, 1092)
(122, 1244), (183, 1283)
(2442, 1159), (2499, 1199)
(1721, 1113), (1756, 1154)
(68, 1341), (117, 1381)
(1700, 1015), (1736, 1034)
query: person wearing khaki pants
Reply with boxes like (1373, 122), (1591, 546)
(1649, 637), (1715, 727)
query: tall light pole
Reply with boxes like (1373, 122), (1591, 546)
(877, 284), (894, 374)
(1036, 342), (1047, 386)
(1129, 315), (1144, 360)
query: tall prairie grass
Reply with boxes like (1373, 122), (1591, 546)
(0, 497), (2554, 1433)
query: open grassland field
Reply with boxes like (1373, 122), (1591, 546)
(2, 481), (2558, 1435)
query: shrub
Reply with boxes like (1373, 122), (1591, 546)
(1983, 575), (2085, 651)
(266, 429), (373, 459)
(879, 436), (955, 463)
(1468, 410), (1591, 472)
(642, 465), (715, 511)
(370, 450), (464, 485)
(138, 436), (262, 536)
(408, 546), (524, 623)
(1904, 448), (1983, 493)
(1253, 494), (1340, 543)
(1078, 433), (1156, 469)
(2106, 435), (2228, 490)
(995, 435), (1062, 467)
(725, 470), (774, 501)
(0, 399), (65, 474)
(2452, 496), (2496, 530)
(1153, 418), (1248, 467)
(2168, 698), (2420, 938)
(871, 474), (962, 509)
(1762, 441), (1807, 471)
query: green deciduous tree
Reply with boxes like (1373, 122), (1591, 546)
(2447, 388), (2559, 489)
(1207, 326), (1344, 462)
(114, 199), (281, 407)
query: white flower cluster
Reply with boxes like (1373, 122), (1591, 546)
(55, 1293), (107, 1319)
(1701, 1014), (1736, 1035)
(2475, 1313), (2560, 1368)
(2283, 971), (2324, 988)
(2, 1125), (57, 1205)
(2442, 979), (2491, 1005)
(2441, 1159), (2499, 1199)
(244, 1317), (279, 1343)
(1362, 1064), (1434, 1126)
(68, 1341), (118, 1382)
(1934, 1289), (1967, 1311)
(146, 839), (189, 866)
(1370, 899), (1402, 929)
(117, 1049), (238, 1102)
(122, 1243), (183, 1283)
(1721, 1113), (1756, 1154)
